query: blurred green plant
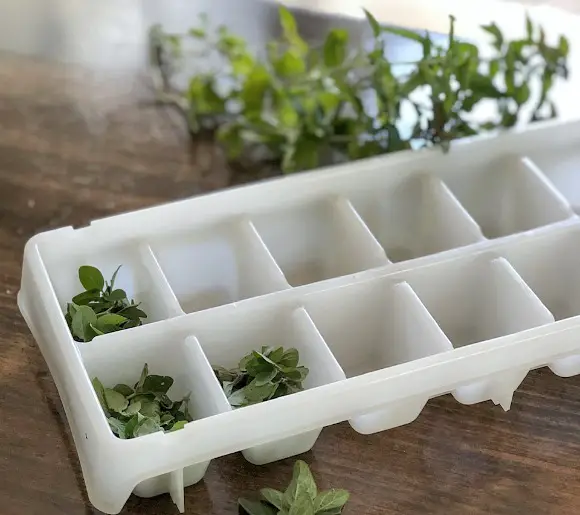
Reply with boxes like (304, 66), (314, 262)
(148, 7), (569, 173)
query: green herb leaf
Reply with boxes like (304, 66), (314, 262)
(136, 363), (149, 391)
(79, 265), (104, 291)
(278, 6), (308, 54)
(363, 9), (381, 37)
(284, 461), (317, 507)
(97, 313), (128, 328)
(71, 289), (101, 305)
(279, 348), (299, 368)
(92, 377), (108, 413)
(288, 493), (315, 515)
(260, 488), (285, 509)
(124, 414), (140, 438)
(238, 498), (277, 515)
(481, 22), (504, 49)
(71, 305), (97, 342)
(104, 388), (129, 413)
(314, 489), (350, 512)
(134, 417), (162, 437)
(382, 25), (424, 44)
(113, 384), (134, 397)
(107, 289), (127, 302)
(141, 375), (174, 395)
(125, 400), (142, 416)
(108, 417), (126, 438)
(169, 420), (187, 432)
(323, 29), (348, 67)
(255, 368), (278, 386)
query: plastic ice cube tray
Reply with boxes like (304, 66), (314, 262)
(18, 118), (580, 514)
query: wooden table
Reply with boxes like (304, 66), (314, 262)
(2, 1), (580, 514)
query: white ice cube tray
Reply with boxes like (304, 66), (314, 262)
(17, 118), (580, 514)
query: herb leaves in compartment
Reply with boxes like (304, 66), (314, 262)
(80, 332), (227, 494)
(196, 305), (345, 464)
(349, 173), (484, 263)
(92, 363), (191, 439)
(66, 265), (148, 342)
(40, 240), (175, 338)
(149, 220), (289, 314)
(214, 346), (308, 408)
(251, 198), (387, 287)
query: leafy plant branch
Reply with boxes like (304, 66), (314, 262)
(149, 7), (569, 173)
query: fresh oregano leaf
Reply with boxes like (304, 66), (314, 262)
(314, 489), (350, 512)
(66, 265), (147, 341)
(284, 461), (317, 507)
(113, 384), (134, 397)
(107, 289), (127, 302)
(279, 348), (299, 368)
(92, 377), (108, 413)
(363, 9), (381, 37)
(124, 414), (141, 439)
(134, 417), (162, 437)
(104, 388), (129, 413)
(323, 29), (348, 67)
(136, 363), (149, 391)
(108, 417), (126, 438)
(71, 305), (97, 342)
(93, 363), (191, 439)
(254, 368), (278, 386)
(238, 498), (277, 515)
(125, 400), (142, 416)
(141, 375), (174, 395)
(260, 488), (285, 510)
(71, 289), (101, 305)
(288, 492), (315, 515)
(78, 265), (105, 291)
(169, 420), (187, 432)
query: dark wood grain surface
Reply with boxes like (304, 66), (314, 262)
(3, 1), (580, 514)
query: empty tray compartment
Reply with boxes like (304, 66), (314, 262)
(149, 219), (289, 313)
(442, 155), (574, 238)
(529, 140), (580, 212)
(303, 277), (453, 378)
(348, 173), (484, 263)
(303, 277), (454, 433)
(79, 331), (227, 503)
(193, 305), (345, 464)
(503, 228), (580, 376)
(406, 255), (554, 348)
(250, 196), (388, 287)
(504, 228), (580, 322)
(39, 238), (177, 328)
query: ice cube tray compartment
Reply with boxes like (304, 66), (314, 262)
(80, 333), (225, 503)
(348, 172), (485, 262)
(149, 218), (290, 313)
(250, 196), (388, 286)
(18, 118), (580, 514)
(192, 304), (346, 465)
(440, 155), (574, 238)
(39, 233), (183, 326)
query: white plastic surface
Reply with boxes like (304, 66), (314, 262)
(17, 118), (580, 514)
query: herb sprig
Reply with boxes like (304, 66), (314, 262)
(239, 460), (350, 515)
(92, 363), (192, 439)
(65, 265), (147, 342)
(213, 346), (309, 408)
(150, 8), (570, 173)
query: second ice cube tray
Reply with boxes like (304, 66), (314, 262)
(17, 118), (580, 514)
